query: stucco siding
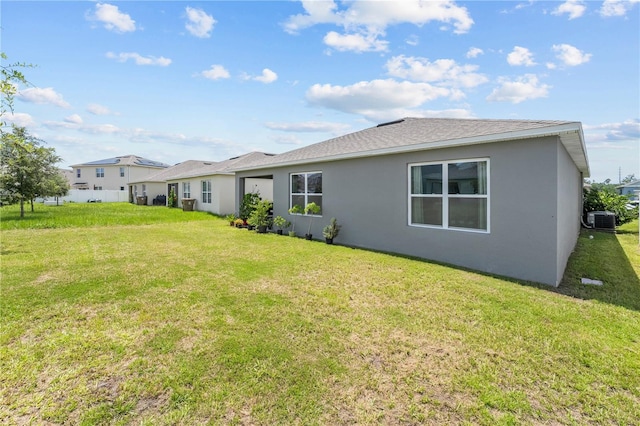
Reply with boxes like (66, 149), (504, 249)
(238, 136), (568, 285)
(555, 140), (582, 285)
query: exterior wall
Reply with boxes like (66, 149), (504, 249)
(74, 165), (165, 191)
(555, 142), (583, 285)
(237, 136), (578, 286)
(245, 178), (274, 201)
(170, 175), (236, 215)
(131, 182), (165, 205)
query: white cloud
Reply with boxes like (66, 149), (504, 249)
(89, 3), (136, 33)
(584, 119), (640, 141)
(4, 112), (35, 127)
(17, 87), (71, 108)
(406, 35), (419, 46)
(552, 44), (592, 66)
(200, 65), (230, 80)
(486, 74), (550, 103)
(306, 79), (451, 120)
(64, 114), (83, 124)
(600, 0), (640, 17)
(284, 0), (473, 53)
(253, 69), (278, 84)
(87, 104), (117, 116)
(385, 55), (488, 89)
(507, 46), (536, 66)
(106, 52), (172, 66)
(466, 47), (484, 58)
(185, 7), (216, 38)
(264, 121), (351, 133)
(552, 1), (587, 19)
(323, 30), (388, 53)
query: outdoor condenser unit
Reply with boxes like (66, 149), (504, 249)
(586, 211), (616, 231)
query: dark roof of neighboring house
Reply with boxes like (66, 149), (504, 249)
(128, 152), (275, 184)
(167, 152), (276, 180)
(233, 117), (589, 176)
(72, 155), (170, 168)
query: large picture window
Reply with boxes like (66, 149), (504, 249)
(201, 180), (211, 204)
(290, 171), (322, 214)
(409, 159), (489, 232)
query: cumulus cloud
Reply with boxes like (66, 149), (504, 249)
(87, 104), (117, 116)
(323, 30), (388, 53)
(486, 74), (550, 103)
(385, 55), (488, 89)
(284, 0), (473, 53)
(64, 114), (83, 124)
(200, 65), (230, 80)
(466, 47), (484, 58)
(585, 119), (640, 141)
(507, 46), (536, 66)
(253, 69), (278, 84)
(552, 44), (592, 66)
(264, 121), (351, 134)
(185, 7), (216, 38)
(4, 112), (35, 127)
(552, 0), (587, 19)
(600, 0), (640, 17)
(17, 87), (71, 108)
(106, 52), (172, 66)
(88, 3), (136, 33)
(306, 79), (451, 119)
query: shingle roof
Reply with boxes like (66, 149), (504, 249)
(72, 155), (170, 168)
(232, 118), (589, 175)
(167, 152), (276, 180)
(129, 160), (218, 184)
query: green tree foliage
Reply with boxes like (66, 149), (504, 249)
(1, 53), (33, 130)
(1, 126), (68, 217)
(583, 179), (638, 226)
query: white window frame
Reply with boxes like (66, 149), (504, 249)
(290, 171), (322, 216)
(76, 168), (81, 178)
(119, 167), (125, 177)
(96, 167), (105, 178)
(201, 180), (212, 204)
(183, 182), (191, 199)
(408, 158), (490, 233)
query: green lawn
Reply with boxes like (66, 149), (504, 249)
(1, 203), (639, 425)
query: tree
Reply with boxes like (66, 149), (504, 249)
(1, 53), (33, 131)
(583, 183), (638, 226)
(1, 126), (68, 217)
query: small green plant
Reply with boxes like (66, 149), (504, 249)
(273, 215), (291, 234)
(239, 192), (261, 221)
(322, 217), (341, 243)
(247, 200), (272, 232)
(304, 202), (321, 239)
(224, 213), (236, 225)
(288, 204), (303, 235)
(167, 188), (177, 208)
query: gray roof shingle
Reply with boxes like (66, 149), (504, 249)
(233, 117), (589, 175)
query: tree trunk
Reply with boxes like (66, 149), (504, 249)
(30, 198), (35, 212)
(20, 198), (25, 218)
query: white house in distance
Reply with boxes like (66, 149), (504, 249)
(234, 118), (590, 287)
(70, 155), (170, 195)
(130, 152), (273, 215)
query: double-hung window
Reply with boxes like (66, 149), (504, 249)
(76, 168), (81, 178)
(409, 159), (489, 232)
(201, 180), (212, 204)
(119, 167), (125, 177)
(183, 182), (191, 199)
(96, 167), (104, 178)
(290, 172), (322, 213)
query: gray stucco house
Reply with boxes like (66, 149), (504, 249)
(234, 118), (590, 286)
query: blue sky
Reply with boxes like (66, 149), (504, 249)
(3, 0), (639, 182)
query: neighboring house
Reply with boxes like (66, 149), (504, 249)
(617, 180), (640, 203)
(70, 155), (170, 193)
(130, 152), (273, 214)
(167, 152), (274, 215)
(233, 118), (590, 287)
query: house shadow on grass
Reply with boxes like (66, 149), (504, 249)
(549, 228), (640, 312)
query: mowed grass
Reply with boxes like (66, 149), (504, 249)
(1, 203), (639, 425)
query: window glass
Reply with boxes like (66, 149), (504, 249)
(291, 174), (306, 193)
(307, 173), (323, 194)
(290, 172), (322, 214)
(411, 197), (443, 226)
(449, 198), (487, 230)
(411, 164), (442, 194)
(448, 162), (487, 194)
